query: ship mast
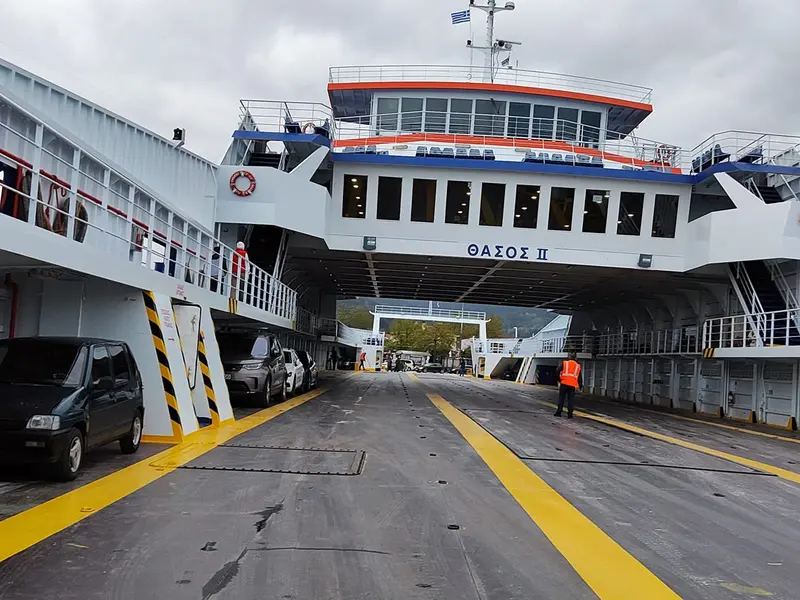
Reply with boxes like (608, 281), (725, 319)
(467, 0), (521, 82)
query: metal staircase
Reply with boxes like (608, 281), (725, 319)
(728, 261), (800, 346)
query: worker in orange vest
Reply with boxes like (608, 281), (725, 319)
(231, 241), (249, 301)
(359, 351), (367, 370)
(554, 351), (582, 419)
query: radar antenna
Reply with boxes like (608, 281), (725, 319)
(466, 0), (521, 82)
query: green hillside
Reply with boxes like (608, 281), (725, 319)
(337, 298), (557, 338)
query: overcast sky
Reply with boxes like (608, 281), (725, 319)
(2, 0), (798, 161)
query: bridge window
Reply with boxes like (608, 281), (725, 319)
(445, 181), (471, 224)
(479, 183), (505, 227)
(376, 98), (399, 131)
(652, 194), (679, 238)
(425, 98), (447, 133)
(617, 191), (644, 235)
(513, 185), (540, 228)
(411, 179), (436, 222)
(342, 174), (367, 219)
(548, 187), (575, 231)
(474, 100), (506, 137)
(580, 111), (602, 148)
(532, 105), (555, 139)
(556, 108), (579, 142)
(449, 99), (473, 135)
(400, 98), (423, 132)
(582, 189), (610, 233)
(377, 176), (402, 221)
(508, 102), (531, 138)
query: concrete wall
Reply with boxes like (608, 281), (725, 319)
(328, 162), (693, 271)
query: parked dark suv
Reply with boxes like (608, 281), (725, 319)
(217, 331), (287, 407)
(0, 337), (144, 481)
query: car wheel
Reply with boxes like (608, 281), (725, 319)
(276, 376), (288, 403)
(53, 428), (83, 482)
(260, 377), (273, 408)
(120, 412), (143, 454)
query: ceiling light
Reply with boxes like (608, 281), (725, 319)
(538, 280), (544, 284)
(583, 210), (588, 214)
(461, 202), (467, 206)
(521, 206), (528, 211)
(466, 191), (471, 196)
(564, 224), (569, 228)
(515, 214), (521, 218)
(351, 178), (357, 182)
(627, 213), (634, 217)
(358, 211), (364, 215)
(617, 220), (622, 224)
(355, 196), (361, 200)
(457, 210), (463, 214)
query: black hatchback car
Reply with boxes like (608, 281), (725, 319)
(0, 337), (144, 481)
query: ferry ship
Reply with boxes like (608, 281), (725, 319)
(1, 3), (800, 597)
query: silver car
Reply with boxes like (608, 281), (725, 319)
(218, 332), (287, 407)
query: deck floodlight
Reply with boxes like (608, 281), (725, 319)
(638, 254), (653, 268)
(172, 128), (186, 148)
(363, 236), (377, 251)
(505, 1), (515, 9)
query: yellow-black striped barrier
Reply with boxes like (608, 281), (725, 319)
(197, 334), (220, 426)
(142, 291), (183, 441)
(227, 296), (238, 314)
(702, 347), (716, 358)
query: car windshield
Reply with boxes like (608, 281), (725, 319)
(0, 339), (87, 387)
(217, 335), (269, 358)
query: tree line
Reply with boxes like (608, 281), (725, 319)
(338, 306), (505, 359)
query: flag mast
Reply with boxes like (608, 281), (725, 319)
(462, 0), (520, 82)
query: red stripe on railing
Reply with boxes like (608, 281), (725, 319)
(107, 205), (127, 218)
(153, 230), (167, 240)
(0, 148), (33, 169)
(131, 217), (149, 231)
(39, 169), (71, 189)
(171, 240), (183, 248)
(78, 189), (103, 206)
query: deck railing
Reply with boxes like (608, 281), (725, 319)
(702, 309), (800, 349)
(0, 95), (298, 324)
(329, 65), (654, 104)
(373, 304), (487, 321)
(239, 100), (335, 138)
(689, 130), (800, 173)
(333, 112), (683, 170)
(598, 328), (700, 356)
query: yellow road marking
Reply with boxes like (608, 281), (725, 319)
(617, 404), (800, 445)
(523, 395), (800, 485)
(428, 392), (682, 600)
(0, 387), (328, 562)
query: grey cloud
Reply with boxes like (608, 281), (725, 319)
(1, 0), (798, 160)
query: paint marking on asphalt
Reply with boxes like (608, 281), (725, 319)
(0, 387), (328, 562)
(428, 391), (682, 600)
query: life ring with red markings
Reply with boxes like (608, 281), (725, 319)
(229, 170), (256, 196)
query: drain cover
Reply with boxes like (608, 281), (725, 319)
(178, 445), (365, 476)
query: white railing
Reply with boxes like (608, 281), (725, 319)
(295, 307), (318, 335)
(0, 96), (298, 324)
(689, 130), (800, 173)
(729, 263), (767, 346)
(329, 65), (654, 104)
(360, 331), (385, 347)
(333, 112), (682, 170)
(532, 335), (592, 355)
(239, 100), (334, 138)
(703, 309), (800, 349)
(598, 328), (700, 356)
(373, 304), (487, 321)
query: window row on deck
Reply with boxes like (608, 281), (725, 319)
(374, 97), (604, 146)
(341, 173), (680, 238)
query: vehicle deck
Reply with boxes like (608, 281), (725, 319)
(1, 372), (798, 599)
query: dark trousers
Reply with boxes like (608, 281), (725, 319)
(556, 384), (576, 415)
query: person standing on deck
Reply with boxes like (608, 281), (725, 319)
(359, 351), (367, 371)
(554, 351), (582, 419)
(231, 241), (249, 301)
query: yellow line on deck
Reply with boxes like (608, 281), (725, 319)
(0, 387), (328, 562)
(428, 392), (682, 600)
(573, 409), (800, 485)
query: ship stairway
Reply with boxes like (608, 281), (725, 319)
(728, 260), (800, 347)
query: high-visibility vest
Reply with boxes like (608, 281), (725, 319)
(560, 360), (581, 387)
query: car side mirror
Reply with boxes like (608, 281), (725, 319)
(94, 376), (114, 391)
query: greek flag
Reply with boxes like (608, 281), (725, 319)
(451, 9), (470, 24)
